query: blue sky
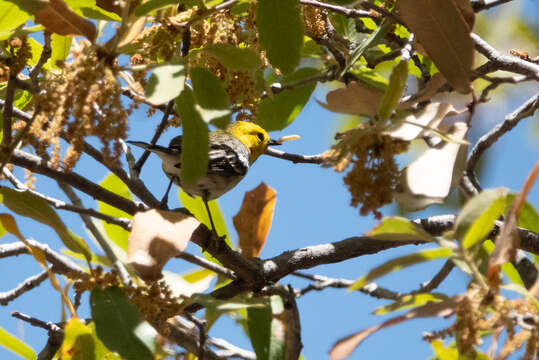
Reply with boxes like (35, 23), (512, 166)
(1, 1), (538, 359)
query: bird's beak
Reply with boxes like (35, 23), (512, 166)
(268, 139), (281, 146)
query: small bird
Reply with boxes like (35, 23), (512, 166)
(128, 121), (280, 232)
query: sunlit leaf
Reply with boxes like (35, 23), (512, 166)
(0, 327), (36, 360)
(145, 60), (185, 105)
(366, 216), (435, 242)
(373, 293), (448, 315)
(201, 44), (262, 71)
(349, 247), (453, 291)
(378, 59), (408, 122)
(455, 188), (508, 248)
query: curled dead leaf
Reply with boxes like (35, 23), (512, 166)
(35, 0), (97, 41)
(233, 183), (276, 258)
(128, 209), (201, 281)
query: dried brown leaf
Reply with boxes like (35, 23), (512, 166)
(454, 0), (475, 30)
(319, 81), (383, 116)
(398, 0), (473, 93)
(35, 0), (97, 41)
(329, 296), (463, 360)
(233, 183), (276, 258)
(96, 0), (123, 15)
(128, 209), (200, 281)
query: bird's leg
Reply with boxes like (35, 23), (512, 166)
(203, 198), (217, 234)
(202, 191), (226, 244)
(160, 176), (175, 208)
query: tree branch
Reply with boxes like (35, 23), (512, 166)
(471, 33), (539, 80)
(299, 0), (372, 18)
(0, 240), (86, 276)
(8, 149), (140, 215)
(264, 147), (323, 164)
(2, 168), (131, 230)
(471, 0), (516, 12)
(0, 269), (48, 305)
(466, 92), (539, 178)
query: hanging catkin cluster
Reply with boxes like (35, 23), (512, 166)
(29, 42), (134, 170)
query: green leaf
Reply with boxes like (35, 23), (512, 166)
(341, 19), (392, 77)
(175, 88), (209, 187)
(49, 34), (72, 70)
(378, 59), (408, 122)
(90, 286), (154, 360)
(201, 44), (262, 71)
(483, 240), (524, 286)
(0, 327), (36, 360)
(349, 67), (388, 92)
(248, 298), (272, 360)
(145, 60), (185, 105)
(256, 0), (302, 74)
(366, 216), (435, 242)
(190, 67), (229, 109)
(134, 0), (177, 16)
(374, 293), (448, 315)
(98, 173), (133, 252)
(65, 0), (121, 21)
(257, 67), (318, 131)
(505, 194), (539, 233)
(430, 340), (458, 360)
(349, 247), (453, 291)
(60, 318), (96, 360)
(179, 189), (230, 264)
(0, 0), (31, 35)
(455, 188), (508, 248)
(247, 295), (285, 360)
(329, 13), (357, 40)
(0, 186), (91, 261)
(190, 67), (230, 127)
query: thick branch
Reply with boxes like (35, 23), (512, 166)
(2, 168), (131, 230)
(8, 149), (140, 215)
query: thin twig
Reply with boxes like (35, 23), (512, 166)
(2, 168), (131, 230)
(1, 74), (16, 146)
(412, 260), (455, 294)
(134, 100), (175, 173)
(29, 32), (52, 84)
(185, 314), (207, 360)
(0, 269), (49, 305)
(299, 0), (372, 18)
(58, 183), (132, 285)
(360, 1), (404, 25)
(471, 0), (516, 12)
(292, 271), (401, 300)
(12, 311), (62, 332)
(8, 149), (140, 215)
(176, 252), (237, 280)
(0, 240), (86, 276)
(466, 92), (539, 175)
(264, 147), (323, 164)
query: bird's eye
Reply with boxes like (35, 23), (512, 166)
(256, 132), (265, 141)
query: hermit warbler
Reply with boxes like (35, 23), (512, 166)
(128, 121), (279, 231)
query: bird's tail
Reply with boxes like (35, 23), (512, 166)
(126, 141), (178, 156)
